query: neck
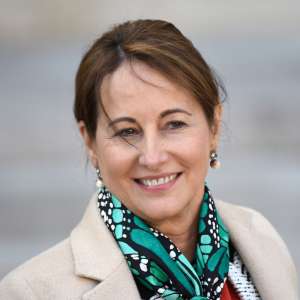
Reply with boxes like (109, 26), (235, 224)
(168, 222), (198, 262)
(149, 204), (200, 262)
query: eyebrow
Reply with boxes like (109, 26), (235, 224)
(108, 117), (136, 128)
(160, 108), (192, 118)
(107, 108), (192, 128)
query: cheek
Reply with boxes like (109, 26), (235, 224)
(174, 130), (211, 158)
(181, 142), (210, 173)
(97, 143), (136, 183)
(173, 131), (211, 179)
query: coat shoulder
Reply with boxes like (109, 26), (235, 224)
(216, 199), (290, 243)
(0, 238), (96, 300)
(216, 199), (299, 297)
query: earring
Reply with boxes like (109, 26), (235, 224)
(96, 168), (103, 188)
(210, 151), (221, 169)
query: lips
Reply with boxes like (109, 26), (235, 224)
(134, 172), (182, 189)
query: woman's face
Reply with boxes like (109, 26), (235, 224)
(81, 62), (220, 225)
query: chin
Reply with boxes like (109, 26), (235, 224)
(138, 201), (187, 225)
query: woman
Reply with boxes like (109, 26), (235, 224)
(0, 19), (298, 300)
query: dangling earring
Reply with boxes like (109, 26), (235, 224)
(210, 151), (221, 169)
(96, 168), (103, 188)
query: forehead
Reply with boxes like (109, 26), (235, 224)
(100, 61), (200, 117)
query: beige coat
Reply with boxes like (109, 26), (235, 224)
(0, 194), (298, 300)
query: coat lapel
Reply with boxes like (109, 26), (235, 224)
(81, 261), (141, 300)
(216, 200), (298, 300)
(70, 193), (140, 300)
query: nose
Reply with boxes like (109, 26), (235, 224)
(138, 132), (169, 170)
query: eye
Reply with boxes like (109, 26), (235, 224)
(165, 120), (187, 130)
(114, 127), (139, 138)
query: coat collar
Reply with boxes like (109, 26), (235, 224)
(216, 200), (298, 300)
(70, 193), (141, 300)
(70, 194), (297, 300)
(70, 193), (123, 281)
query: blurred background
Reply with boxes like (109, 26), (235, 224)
(0, 0), (299, 284)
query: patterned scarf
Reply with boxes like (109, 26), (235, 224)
(98, 185), (230, 300)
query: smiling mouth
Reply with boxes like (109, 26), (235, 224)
(134, 172), (182, 188)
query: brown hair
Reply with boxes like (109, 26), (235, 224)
(74, 19), (225, 139)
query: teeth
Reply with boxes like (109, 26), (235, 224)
(158, 178), (164, 185)
(140, 174), (177, 187)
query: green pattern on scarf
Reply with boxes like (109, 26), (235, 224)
(98, 185), (230, 300)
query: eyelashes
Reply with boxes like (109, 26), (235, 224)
(165, 120), (187, 130)
(113, 127), (139, 138)
(113, 120), (188, 138)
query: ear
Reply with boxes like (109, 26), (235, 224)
(78, 121), (98, 168)
(210, 103), (223, 151)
